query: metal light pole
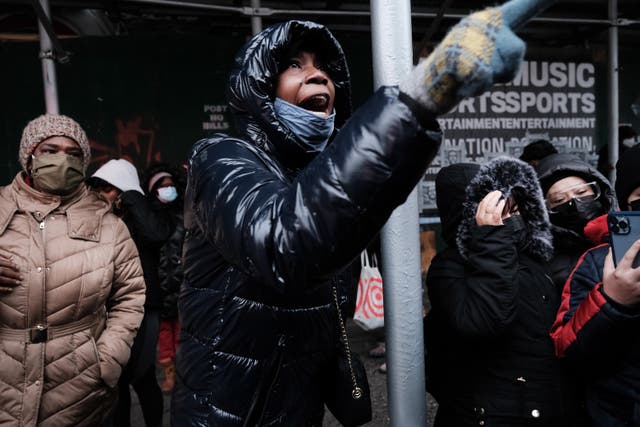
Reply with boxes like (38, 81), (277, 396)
(607, 0), (619, 185)
(251, 0), (262, 36)
(37, 0), (59, 114)
(370, 1), (427, 426)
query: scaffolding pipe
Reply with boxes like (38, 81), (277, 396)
(250, 0), (262, 35)
(122, 0), (623, 26)
(370, 0), (427, 426)
(37, 0), (59, 114)
(608, 0), (619, 185)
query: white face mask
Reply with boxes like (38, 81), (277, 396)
(157, 186), (178, 203)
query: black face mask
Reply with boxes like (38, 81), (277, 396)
(504, 215), (530, 252)
(549, 198), (604, 235)
(629, 199), (640, 211)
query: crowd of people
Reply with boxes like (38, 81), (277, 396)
(0, 0), (639, 426)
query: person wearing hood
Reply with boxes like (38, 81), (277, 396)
(88, 158), (175, 427)
(535, 153), (617, 291)
(424, 157), (585, 426)
(550, 143), (640, 426)
(0, 115), (145, 426)
(172, 0), (547, 424)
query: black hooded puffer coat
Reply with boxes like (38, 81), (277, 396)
(171, 21), (441, 426)
(424, 157), (585, 426)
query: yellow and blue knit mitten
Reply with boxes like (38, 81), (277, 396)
(400, 0), (556, 115)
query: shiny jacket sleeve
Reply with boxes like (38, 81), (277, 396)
(426, 222), (520, 339)
(550, 244), (640, 367)
(189, 87), (441, 293)
(97, 219), (146, 388)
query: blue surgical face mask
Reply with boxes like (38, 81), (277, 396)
(157, 186), (178, 204)
(274, 97), (336, 153)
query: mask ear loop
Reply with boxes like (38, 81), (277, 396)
(28, 154), (36, 177)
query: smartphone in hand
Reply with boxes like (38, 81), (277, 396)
(608, 212), (640, 268)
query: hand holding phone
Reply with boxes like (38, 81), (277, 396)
(602, 242), (640, 306)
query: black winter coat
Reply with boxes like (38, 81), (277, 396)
(159, 211), (184, 320)
(120, 190), (175, 310)
(551, 244), (640, 427)
(425, 158), (585, 426)
(171, 20), (441, 427)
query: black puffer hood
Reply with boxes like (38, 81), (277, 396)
(535, 153), (617, 212)
(227, 20), (352, 171)
(457, 156), (553, 261)
(535, 153), (617, 243)
(435, 163), (480, 246)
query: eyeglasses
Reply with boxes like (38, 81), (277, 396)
(545, 181), (600, 213)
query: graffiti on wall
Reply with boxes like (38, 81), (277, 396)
(89, 116), (163, 171)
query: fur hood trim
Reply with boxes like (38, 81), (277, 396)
(456, 156), (553, 261)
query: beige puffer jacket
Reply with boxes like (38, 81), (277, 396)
(0, 173), (145, 427)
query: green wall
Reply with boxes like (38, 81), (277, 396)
(0, 31), (373, 181)
(1, 32), (639, 184)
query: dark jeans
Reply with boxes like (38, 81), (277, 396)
(113, 309), (163, 427)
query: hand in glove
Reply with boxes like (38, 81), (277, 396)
(400, 0), (556, 115)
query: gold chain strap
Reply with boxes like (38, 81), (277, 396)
(332, 285), (363, 400)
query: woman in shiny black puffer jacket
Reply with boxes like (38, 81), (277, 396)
(170, 21), (442, 426)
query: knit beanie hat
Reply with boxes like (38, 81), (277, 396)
(615, 144), (640, 209)
(19, 114), (91, 171)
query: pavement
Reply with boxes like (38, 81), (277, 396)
(130, 321), (438, 426)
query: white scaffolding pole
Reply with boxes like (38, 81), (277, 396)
(250, 0), (262, 36)
(37, 0), (59, 114)
(370, 0), (427, 425)
(607, 0), (619, 185)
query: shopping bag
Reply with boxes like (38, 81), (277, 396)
(353, 249), (384, 330)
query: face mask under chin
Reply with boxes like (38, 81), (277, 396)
(30, 153), (85, 195)
(274, 98), (335, 153)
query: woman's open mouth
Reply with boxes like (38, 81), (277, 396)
(298, 94), (331, 116)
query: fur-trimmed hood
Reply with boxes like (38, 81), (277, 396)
(457, 156), (553, 261)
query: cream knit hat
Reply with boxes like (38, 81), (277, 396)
(19, 114), (91, 171)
